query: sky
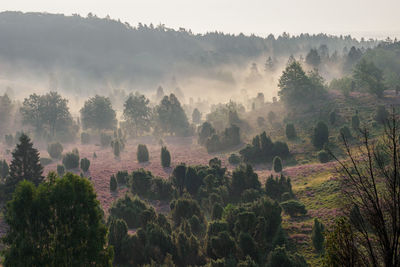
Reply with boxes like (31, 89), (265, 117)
(1, 0), (400, 39)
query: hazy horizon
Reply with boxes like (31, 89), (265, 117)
(1, 0), (400, 40)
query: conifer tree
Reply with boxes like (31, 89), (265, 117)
(7, 134), (43, 196)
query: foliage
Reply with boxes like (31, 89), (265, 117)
(62, 151), (80, 170)
(231, 164), (261, 198)
(240, 131), (290, 163)
(20, 92), (75, 139)
(156, 93), (190, 136)
(339, 126), (352, 140)
(306, 48), (321, 67)
(81, 132), (90, 144)
(228, 153), (241, 165)
(267, 246), (308, 267)
(131, 169), (173, 201)
(2, 174), (113, 266)
(318, 150), (331, 163)
(6, 134), (43, 198)
(351, 114), (360, 130)
(278, 60), (325, 105)
(109, 194), (155, 228)
(161, 146), (171, 168)
(311, 218), (324, 252)
(0, 159), (9, 179)
(80, 158), (90, 172)
(353, 58), (385, 98)
(123, 92), (152, 136)
(170, 198), (204, 227)
(192, 108), (202, 124)
(137, 144), (149, 163)
(205, 124), (241, 153)
(265, 175), (293, 201)
(110, 175), (117, 191)
(198, 122), (215, 145)
(56, 164), (65, 177)
(375, 105), (389, 124)
(312, 121), (329, 149)
(285, 123), (297, 139)
(280, 200), (307, 217)
(80, 95), (117, 130)
(273, 156), (283, 173)
(100, 132), (112, 147)
(47, 142), (63, 159)
(115, 170), (129, 185)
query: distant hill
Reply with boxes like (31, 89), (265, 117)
(0, 11), (379, 94)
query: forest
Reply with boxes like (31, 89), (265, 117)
(0, 10), (400, 267)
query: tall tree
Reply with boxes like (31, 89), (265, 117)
(80, 95), (117, 130)
(20, 92), (73, 137)
(306, 48), (321, 67)
(353, 59), (386, 98)
(156, 94), (189, 135)
(2, 173), (113, 266)
(123, 92), (152, 136)
(7, 134), (43, 196)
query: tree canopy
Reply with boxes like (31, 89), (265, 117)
(80, 95), (117, 130)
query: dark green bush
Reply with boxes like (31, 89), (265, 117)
(352, 114), (360, 130)
(100, 132), (112, 147)
(137, 144), (149, 163)
(81, 132), (90, 144)
(62, 152), (80, 170)
(285, 123), (297, 139)
(80, 158), (90, 172)
(311, 218), (325, 252)
(161, 146), (171, 167)
(375, 105), (389, 124)
(0, 160), (9, 178)
(312, 121), (329, 149)
(116, 170), (129, 185)
(273, 156), (283, 172)
(280, 200), (307, 217)
(47, 142), (63, 159)
(339, 126), (352, 140)
(40, 157), (53, 166)
(57, 164), (65, 177)
(109, 195), (154, 228)
(110, 175), (117, 191)
(318, 150), (330, 163)
(228, 153), (241, 165)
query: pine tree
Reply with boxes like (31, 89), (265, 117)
(273, 156), (283, 173)
(7, 134), (43, 197)
(161, 146), (171, 168)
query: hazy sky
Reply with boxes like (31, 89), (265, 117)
(2, 0), (400, 39)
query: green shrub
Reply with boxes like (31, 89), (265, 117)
(339, 126), (352, 140)
(311, 218), (325, 252)
(281, 192), (292, 201)
(62, 152), (80, 170)
(228, 153), (241, 165)
(211, 203), (224, 220)
(329, 111), (336, 125)
(281, 200), (307, 217)
(273, 156), (283, 172)
(57, 164), (65, 177)
(80, 158), (90, 172)
(81, 132), (90, 144)
(110, 175), (117, 191)
(109, 195), (154, 228)
(40, 157), (53, 166)
(375, 105), (389, 124)
(116, 171), (129, 185)
(318, 150), (331, 163)
(137, 144), (149, 163)
(161, 146), (171, 167)
(100, 132), (112, 147)
(47, 142), (63, 159)
(285, 123), (297, 139)
(352, 114), (360, 130)
(0, 160), (9, 178)
(112, 140), (121, 158)
(312, 121), (329, 149)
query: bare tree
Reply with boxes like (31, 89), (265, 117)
(328, 110), (400, 267)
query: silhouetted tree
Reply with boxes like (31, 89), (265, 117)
(123, 92), (152, 136)
(80, 95), (117, 130)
